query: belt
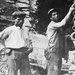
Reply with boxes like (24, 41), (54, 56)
(0, 46), (33, 56)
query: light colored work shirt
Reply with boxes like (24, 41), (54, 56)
(46, 21), (64, 53)
(0, 18), (31, 48)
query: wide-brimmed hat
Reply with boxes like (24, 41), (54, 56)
(12, 11), (26, 18)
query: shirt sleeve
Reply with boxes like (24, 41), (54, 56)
(51, 22), (65, 28)
(0, 26), (12, 39)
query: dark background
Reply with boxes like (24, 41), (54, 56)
(0, 0), (74, 33)
(36, 0), (73, 33)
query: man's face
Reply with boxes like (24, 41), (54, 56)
(15, 17), (24, 28)
(50, 12), (60, 22)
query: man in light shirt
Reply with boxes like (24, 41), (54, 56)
(0, 11), (33, 75)
(45, 3), (75, 75)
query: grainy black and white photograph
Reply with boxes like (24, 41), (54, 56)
(0, 0), (75, 75)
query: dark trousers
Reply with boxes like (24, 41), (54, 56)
(47, 53), (62, 75)
(7, 50), (31, 75)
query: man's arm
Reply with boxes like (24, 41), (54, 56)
(52, 3), (75, 28)
(0, 26), (12, 40)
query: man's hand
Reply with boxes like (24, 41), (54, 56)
(70, 3), (75, 11)
(72, 3), (75, 8)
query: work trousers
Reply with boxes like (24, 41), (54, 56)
(7, 50), (31, 75)
(47, 53), (62, 75)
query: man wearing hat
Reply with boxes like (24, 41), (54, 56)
(0, 11), (33, 75)
(45, 3), (75, 75)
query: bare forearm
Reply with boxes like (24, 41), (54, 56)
(61, 8), (73, 26)
(53, 3), (75, 28)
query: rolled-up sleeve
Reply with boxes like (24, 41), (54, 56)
(0, 26), (12, 40)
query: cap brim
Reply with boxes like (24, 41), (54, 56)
(48, 8), (61, 15)
(48, 8), (54, 14)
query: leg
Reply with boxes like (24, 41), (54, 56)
(58, 58), (62, 75)
(47, 53), (62, 75)
(20, 55), (31, 75)
(7, 51), (19, 75)
(7, 58), (18, 75)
